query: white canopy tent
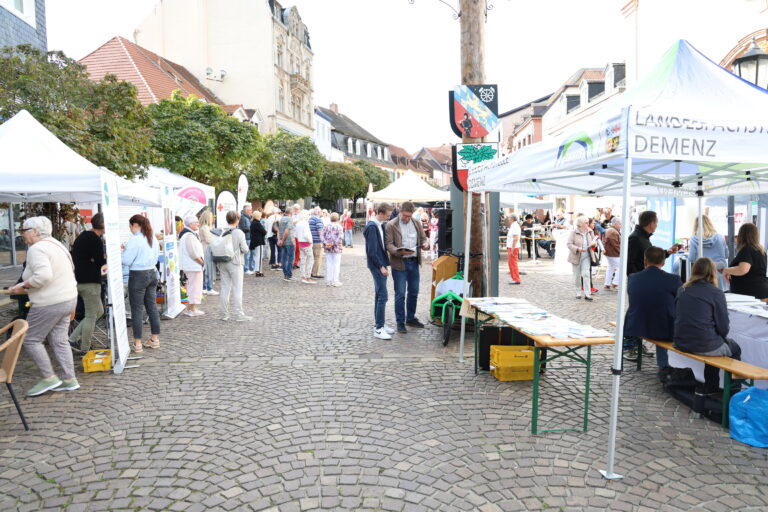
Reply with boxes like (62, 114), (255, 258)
(0, 110), (160, 206)
(465, 40), (768, 478)
(499, 193), (554, 210)
(367, 169), (450, 203)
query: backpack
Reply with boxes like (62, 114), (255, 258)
(210, 229), (234, 262)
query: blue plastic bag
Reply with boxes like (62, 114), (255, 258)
(730, 387), (768, 448)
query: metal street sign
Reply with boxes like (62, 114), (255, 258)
(449, 84), (499, 138)
(452, 142), (498, 191)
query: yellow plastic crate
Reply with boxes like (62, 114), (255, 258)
(490, 345), (535, 381)
(82, 350), (112, 373)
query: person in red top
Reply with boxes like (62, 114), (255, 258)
(342, 209), (355, 247)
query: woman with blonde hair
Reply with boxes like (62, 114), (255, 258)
(674, 257), (741, 392)
(722, 222), (768, 299)
(566, 215), (597, 301)
(198, 210), (219, 296)
(688, 214), (728, 289)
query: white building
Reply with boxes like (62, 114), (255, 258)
(133, 0), (313, 137)
(313, 108), (344, 162)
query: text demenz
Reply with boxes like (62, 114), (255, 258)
(634, 135), (716, 157)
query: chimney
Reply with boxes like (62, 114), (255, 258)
(329, 103), (338, 113)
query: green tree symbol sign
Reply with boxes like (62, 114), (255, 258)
(458, 144), (497, 164)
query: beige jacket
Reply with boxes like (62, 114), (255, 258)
(22, 238), (78, 307)
(384, 217), (427, 271)
(566, 229), (596, 265)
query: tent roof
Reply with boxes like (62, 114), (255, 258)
(0, 110), (159, 206)
(367, 170), (450, 203)
(144, 166), (215, 201)
(469, 40), (768, 198)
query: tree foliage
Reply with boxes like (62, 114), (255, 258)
(0, 44), (155, 178)
(352, 160), (391, 197)
(317, 162), (368, 204)
(251, 131), (325, 200)
(147, 91), (268, 192)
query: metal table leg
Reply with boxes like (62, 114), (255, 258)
(532, 346), (541, 434)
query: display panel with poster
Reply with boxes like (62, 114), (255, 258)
(161, 185), (185, 318)
(100, 172), (131, 372)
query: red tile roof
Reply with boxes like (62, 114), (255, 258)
(79, 36), (222, 106)
(388, 144), (412, 159)
(425, 145), (452, 164)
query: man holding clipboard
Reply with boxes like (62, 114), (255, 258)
(384, 201), (429, 334)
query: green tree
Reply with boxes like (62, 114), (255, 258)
(317, 161), (367, 208)
(0, 44), (155, 178)
(251, 131), (325, 200)
(353, 160), (391, 194)
(147, 91), (269, 192)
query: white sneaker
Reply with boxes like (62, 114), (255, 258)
(234, 315), (253, 322)
(207, 290), (219, 296)
(374, 328), (392, 340)
(333, 281), (343, 287)
(383, 325), (395, 335)
(245, 271), (255, 275)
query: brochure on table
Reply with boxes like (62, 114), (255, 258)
(100, 173), (130, 373)
(161, 185), (185, 319)
(470, 297), (612, 339)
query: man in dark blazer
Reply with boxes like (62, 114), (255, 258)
(624, 246), (682, 380)
(365, 202), (393, 340)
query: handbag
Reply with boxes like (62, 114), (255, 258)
(589, 247), (600, 267)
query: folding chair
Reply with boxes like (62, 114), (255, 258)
(0, 319), (30, 431)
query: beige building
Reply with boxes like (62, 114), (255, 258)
(133, 0), (313, 136)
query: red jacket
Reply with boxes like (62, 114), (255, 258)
(343, 217), (355, 230)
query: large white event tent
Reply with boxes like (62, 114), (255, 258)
(0, 110), (160, 206)
(367, 169), (450, 203)
(465, 40), (768, 479)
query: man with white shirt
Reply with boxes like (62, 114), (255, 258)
(384, 201), (429, 334)
(506, 213), (521, 285)
(364, 203), (394, 339)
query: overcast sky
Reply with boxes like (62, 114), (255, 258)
(46, 1), (747, 154)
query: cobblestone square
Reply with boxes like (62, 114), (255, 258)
(1, 240), (766, 511)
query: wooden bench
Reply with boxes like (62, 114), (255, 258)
(608, 320), (768, 428)
(643, 339), (768, 428)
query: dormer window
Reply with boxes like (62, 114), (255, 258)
(347, 137), (353, 153)
(356, 140), (361, 155)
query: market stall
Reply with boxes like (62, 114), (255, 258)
(0, 110), (162, 373)
(465, 40), (768, 478)
(367, 170), (450, 203)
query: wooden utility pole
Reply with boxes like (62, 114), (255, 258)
(460, 0), (485, 296)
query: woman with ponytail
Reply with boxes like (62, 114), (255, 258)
(122, 215), (161, 353)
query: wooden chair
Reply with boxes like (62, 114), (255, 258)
(0, 319), (30, 431)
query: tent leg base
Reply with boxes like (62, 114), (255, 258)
(598, 469), (624, 480)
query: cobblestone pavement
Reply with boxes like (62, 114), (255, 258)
(1, 239), (767, 511)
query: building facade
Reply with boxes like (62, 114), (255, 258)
(0, 0), (46, 50)
(313, 108), (344, 162)
(134, 0), (313, 136)
(317, 104), (396, 179)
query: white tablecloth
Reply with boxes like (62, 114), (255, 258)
(668, 310), (768, 389)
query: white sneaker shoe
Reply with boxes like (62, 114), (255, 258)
(333, 281), (343, 287)
(207, 290), (219, 296)
(383, 325), (395, 335)
(374, 328), (392, 340)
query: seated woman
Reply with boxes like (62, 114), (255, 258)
(722, 222), (768, 299)
(674, 257), (741, 391)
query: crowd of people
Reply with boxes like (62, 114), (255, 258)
(9, 196), (768, 400)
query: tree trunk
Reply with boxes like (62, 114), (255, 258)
(460, 0), (485, 297)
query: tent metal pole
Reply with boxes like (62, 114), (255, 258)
(697, 194), (704, 259)
(599, 155), (632, 481)
(458, 192), (474, 364)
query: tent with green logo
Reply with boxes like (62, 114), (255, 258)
(461, 40), (768, 479)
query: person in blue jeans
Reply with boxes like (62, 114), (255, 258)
(239, 205), (254, 273)
(384, 201), (429, 334)
(277, 204), (298, 281)
(365, 202), (394, 340)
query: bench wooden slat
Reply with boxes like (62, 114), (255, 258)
(645, 339), (768, 381)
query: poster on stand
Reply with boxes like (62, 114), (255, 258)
(100, 172), (130, 373)
(647, 197), (676, 272)
(215, 190), (237, 230)
(162, 185), (185, 318)
(237, 174), (249, 210)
